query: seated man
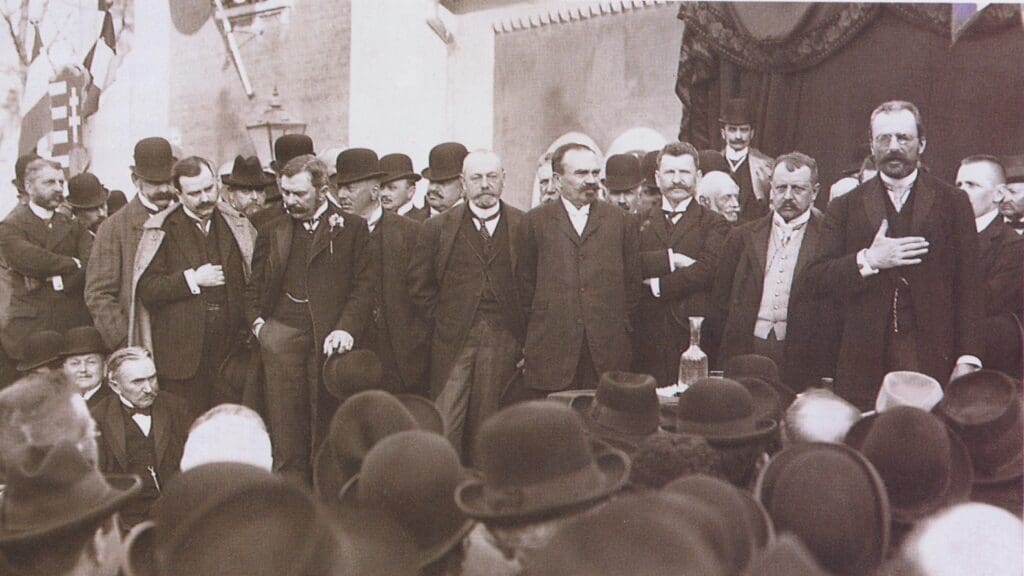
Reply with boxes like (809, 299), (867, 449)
(89, 346), (193, 527)
(62, 325), (111, 408)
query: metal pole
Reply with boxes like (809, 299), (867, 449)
(212, 0), (255, 98)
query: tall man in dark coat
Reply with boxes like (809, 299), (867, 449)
(0, 157), (93, 361)
(334, 148), (430, 395)
(956, 155), (1024, 377)
(245, 154), (375, 483)
(634, 142), (728, 387)
(134, 157), (255, 414)
(409, 150), (524, 460)
(714, 152), (838, 394)
(807, 101), (983, 410)
(86, 137), (178, 350)
(516, 143), (641, 394)
(719, 98), (772, 223)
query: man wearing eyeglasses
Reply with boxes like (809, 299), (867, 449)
(806, 100), (982, 411)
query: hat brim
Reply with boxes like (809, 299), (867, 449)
(844, 415), (974, 524)
(130, 165), (173, 183)
(973, 450), (1024, 485)
(0, 474), (142, 544)
(62, 345), (107, 357)
(334, 171), (387, 187)
(604, 178), (643, 193)
(120, 520), (157, 576)
(676, 415), (779, 446)
(421, 168), (460, 183)
(68, 194), (109, 210)
(222, 175), (275, 189)
(568, 394), (665, 452)
(395, 394), (446, 436)
(16, 353), (62, 373)
(453, 441), (630, 522)
(380, 172), (423, 185)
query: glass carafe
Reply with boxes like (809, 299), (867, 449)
(677, 316), (708, 389)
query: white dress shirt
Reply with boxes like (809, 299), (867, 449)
(725, 147), (749, 172)
(117, 394), (152, 437)
(560, 196), (591, 237)
(976, 209), (999, 233)
(469, 202), (501, 236)
(366, 204), (383, 234)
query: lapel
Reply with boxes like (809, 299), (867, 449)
(308, 204), (341, 264)
(552, 201), (583, 247)
(977, 217), (1001, 270)
(169, 211), (204, 270)
(750, 215), (772, 282)
(437, 204), (465, 280)
(152, 398), (171, 469)
(645, 206), (670, 246)
(506, 205), (520, 273)
(212, 211), (241, 273)
(580, 201), (603, 244)
(793, 212), (821, 282)
(8, 204), (48, 247)
(100, 400), (129, 471)
(274, 215), (295, 274)
(379, 211), (401, 284)
(667, 199), (698, 246)
(46, 214), (72, 251)
(862, 176), (887, 235)
(909, 175), (935, 237)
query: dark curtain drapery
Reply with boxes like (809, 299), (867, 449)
(676, 3), (1024, 199)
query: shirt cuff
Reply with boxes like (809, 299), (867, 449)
(856, 249), (879, 277)
(183, 269), (201, 295)
(957, 355), (982, 368)
(668, 250), (676, 273)
(648, 278), (661, 298)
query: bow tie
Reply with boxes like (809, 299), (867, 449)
(1007, 219), (1024, 230)
(124, 404), (152, 417)
(663, 209), (686, 219)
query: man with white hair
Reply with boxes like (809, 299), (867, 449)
(696, 170), (741, 225)
(180, 403), (272, 471)
(899, 503), (1023, 576)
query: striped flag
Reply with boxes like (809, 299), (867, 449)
(48, 67), (89, 170)
(17, 23), (54, 155)
(81, 2), (118, 119)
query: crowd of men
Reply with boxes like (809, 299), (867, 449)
(0, 98), (1021, 575)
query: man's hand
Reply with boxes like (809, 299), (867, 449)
(193, 263), (225, 287)
(864, 221), (929, 270)
(252, 318), (265, 340)
(671, 252), (697, 269)
(323, 330), (354, 356)
(949, 362), (979, 383)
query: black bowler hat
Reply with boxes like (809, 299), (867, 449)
(222, 155), (274, 189)
(641, 150), (660, 189)
(421, 142), (468, 182)
(1003, 154), (1024, 184)
(131, 137), (175, 182)
(675, 377), (778, 445)
(335, 148), (386, 186)
(107, 189), (128, 214)
(62, 326), (107, 357)
(322, 349), (386, 400)
(565, 371), (666, 453)
(16, 330), (65, 372)
(271, 134), (314, 173)
(719, 98), (754, 126)
(67, 172), (109, 209)
(379, 153), (422, 185)
(604, 154), (642, 192)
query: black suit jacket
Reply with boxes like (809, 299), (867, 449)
(806, 173), (983, 409)
(409, 202), (524, 396)
(0, 204), (92, 356)
(372, 211), (431, 393)
(402, 205), (430, 222)
(713, 212), (839, 392)
(245, 204), (376, 350)
(633, 200), (728, 386)
(136, 209), (247, 379)
(977, 217), (1024, 376)
(90, 391), (193, 486)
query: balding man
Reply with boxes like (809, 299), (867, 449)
(956, 156), (1024, 376)
(409, 150), (524, 461)
(696, 171), (741, 225)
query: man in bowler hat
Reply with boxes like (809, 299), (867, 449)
(220, 154), (274, 219)
(998, 154), (1024, 234)
(422, 141), (469, 217)
(409, 149), (525, 460)
(67, 172), (110, 234)
(86, 137), (178, 350)
(62, 325), (111, 408)
(720, 98), (773, 223)
(379, 152), (429, 220)
(0, 157), (93, 362)
(250, 134), (315, 230)
(334, 148), (431, 396)
(603, 153), (643, 213)
(245, 154), (375, 483)
(134, 156), (255, 414)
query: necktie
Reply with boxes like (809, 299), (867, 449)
(193, 219), (210, 236)
(474, 211), (499, 241)
(778, 221), (806, 248)
(886, 184), (911, 212)
(303, 218), (319, 233)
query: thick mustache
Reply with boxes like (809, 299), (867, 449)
(881, 152), (908, 163)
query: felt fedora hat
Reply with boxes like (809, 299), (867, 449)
(222, 155), (275, 188)
(131, 137), (175, 182)
(271, 134), (315, 173)
(335, 148), (386, 186)
(698, 149), (731, 175)
(724, 353), (795, 408)
(719, 97), (754, 125)
(62, 326), (107, 357)
(675, 377), (778, 445)
(455, 401), (630, 522)
(603, 154), (642, 192)
(421, 142), (468, 182)
(1003, 154), (1024, 183)
(379, 153), (422, 185)
(641, 150), (660, 189)
(338, 431), (474, 568)
(0, 440), (141, 544)
(67, 172), (109, 209)
(874, 371), (944, 414)
(322, 349), (386, 400)
(566, 371), (665, 452)
(16, 330), (64, 372)
(936, 370), (1022, 485)
(755, 442), (891, 576)
(845, 406), (973, 524)
(313, 390), (444, 502)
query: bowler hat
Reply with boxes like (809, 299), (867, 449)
(313, 390), (444, 502)
(131, 137), (175, 182)
(675, 377), (778, 445)
(339, 431), (474, 568)
(755, 442), (890, 576)
(566, 371), (665, 452)
(1002, 154), (1024, 184)
(724, 354), (796, 408)
(335, 148), (386, 186)
(0, 440), (141, 544)
(421, 142), (468, 182)
(455, 401), (630, 522)
(845, 406), (973, 524)
(719, 97), (754, 125)
(665, 474), (773, 561)
(603, 154), (641, 192)
(698, 149), (731, 175)
(641, 150), (659, 189)
(379, 153), (423, 185)
(16, 330), (64, 372)
(67, 172), (109, 209)
(936, 370), (1022, 484)
(12, 153), (40, 190)
(322, 349), (386, 400)
(62, 326), (107, 357)
(874, 371), (944, 414)
(271, 134), (314, 173)
(107, 189), (128, 214)
(222, 155), (274, 189)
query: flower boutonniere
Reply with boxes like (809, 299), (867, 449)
(328, 213), (343, 253)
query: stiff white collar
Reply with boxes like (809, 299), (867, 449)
(976, 209), (999, 233)
(560, 196), (591, 217)
(773, 208), (812, 230)
(28, 201), (54, 221)
(365, 204), (383, 232)
(661, 195), (692, 213)
(879, 169), (918, 191)
(137, 192), (162, 213)
(468, 201), (501, 220)
(725, 147), (749, 163)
